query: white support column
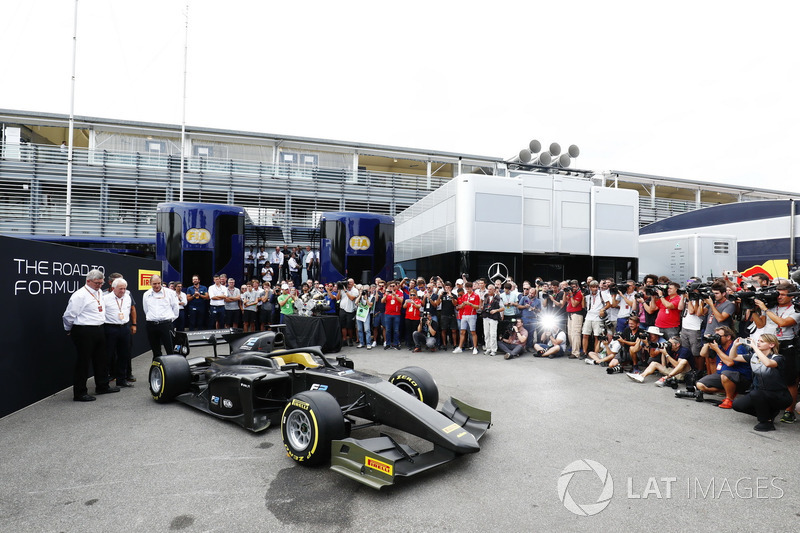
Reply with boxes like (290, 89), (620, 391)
(352, 153), (359, 182)
(426, 161), (431, 189)
(696, 189), (701, 209)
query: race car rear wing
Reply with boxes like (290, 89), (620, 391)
(330, 397), (491, 489)
(173, 328), (285, 357)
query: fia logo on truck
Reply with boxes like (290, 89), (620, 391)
(349, 236), (370, 251)
(185, 228), (211, 244)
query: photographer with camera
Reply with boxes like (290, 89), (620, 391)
(413, 310), (438, 352)
(533, 320), (567, 359)
(704, 280), (736, 333)
(355, 285), (375, 349)
(382, 281), (404, 350)
(438, 282), (459, 349)
(616, 280), (638, 333)
(625, 326), (667, 381)
(518, 283), (541, 352)
(480, 284), (504, 356)
(640, 274), (659, 328)
(696, 326), (752, 409)
(499, 318), (529, 360)
(679, 278), (708, 371)
(582, 281), (610, 356)
(403, 289), (424, 350)
(614, 316), (646, 371)
(629, 335), (694, 384)
(586, 329), (621, 366)
(730, 334), (793, 431)
(751, 280), (800, 423)
(600, 279), (621, 329)
(563, 280), (585, 358)
(644, 281), (682, 339)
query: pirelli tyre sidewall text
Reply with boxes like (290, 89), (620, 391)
(281, 390), (345, 466)
(149, 355), (191, 403)
(390, 366), (439, 409)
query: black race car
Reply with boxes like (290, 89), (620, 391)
(149, 330), (491, 489)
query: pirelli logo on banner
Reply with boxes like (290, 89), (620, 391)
(138, 270), (161, 290)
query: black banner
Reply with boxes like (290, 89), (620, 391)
(0, 236), (160, 418)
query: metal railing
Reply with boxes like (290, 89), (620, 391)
(0, 142), (449, 243)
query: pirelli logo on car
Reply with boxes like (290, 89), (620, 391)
(365, 456), (393, 477)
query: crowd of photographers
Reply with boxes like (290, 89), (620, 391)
(341, 271), (800, 433)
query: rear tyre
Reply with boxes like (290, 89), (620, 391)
(150, 355), (191, 403)
(281, 391), (345, 466)
(390, 366), (439, 409)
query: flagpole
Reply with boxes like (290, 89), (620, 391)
(179, 2), (189, 202)
(65, 0), (79, 236)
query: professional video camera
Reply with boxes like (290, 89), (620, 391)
(336, 279), (348, 291)
(608, 283), (620, 296)
(683, 281), (712, 301)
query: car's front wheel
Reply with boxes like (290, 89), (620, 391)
(149, 355), (191, 403)
(390, 366), (439, 409)
(281, 391), (345, 466)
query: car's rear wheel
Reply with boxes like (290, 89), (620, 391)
(150, 355), (191, 403)
(390, 366), (439, 409)
(281, 391), (345, 466)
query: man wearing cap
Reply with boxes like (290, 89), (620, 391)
(582, 281), (610, 356)
(63, 269), (120, 401)
(277, 284), (296, 323)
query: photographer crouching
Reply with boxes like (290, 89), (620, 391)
(730, 334), (793, 431)
(696, 326), (752, 409)
(750, 281), (800, 423)
(412, 311), (438, 353)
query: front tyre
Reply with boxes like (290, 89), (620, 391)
(390, 366), (439, 409)
(150, 355), (191, 403)
(281, 391), (345, 466)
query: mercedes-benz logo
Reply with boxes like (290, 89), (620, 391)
(488, 262), (509, 282)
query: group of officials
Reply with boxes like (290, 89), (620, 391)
(63, 270), (178, 402)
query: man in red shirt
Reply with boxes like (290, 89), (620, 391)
(453, 281), (481, 354)
(382, 281), (404, 350)
(646, 282), (682, 339)
(565, 280), (585, 358)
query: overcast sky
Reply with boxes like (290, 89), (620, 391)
(2, 1), (799, 192)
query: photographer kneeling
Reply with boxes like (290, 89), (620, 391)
(499, 319), (529, 360)
(696, 326), (752, 408)
(750, 281), (800, 424)
(533, 321), (567, 359)
(412, 312), (438, 353)
(628, 336), (694, 384)
(731, 334), (793, 431)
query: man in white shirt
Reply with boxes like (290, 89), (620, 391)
(63, 269), (119, 401)
(338, 278), (360, 347)
(304, 246), (318, 281)
(104, 278), (136, 387)
(208, 275), (227, 328)
(143, 275), (179, 359)
(270, 246), (284, 283)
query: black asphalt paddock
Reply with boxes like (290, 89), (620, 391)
(1, 343), (799, 533)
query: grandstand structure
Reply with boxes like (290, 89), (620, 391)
(0, 108), (793, 249)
